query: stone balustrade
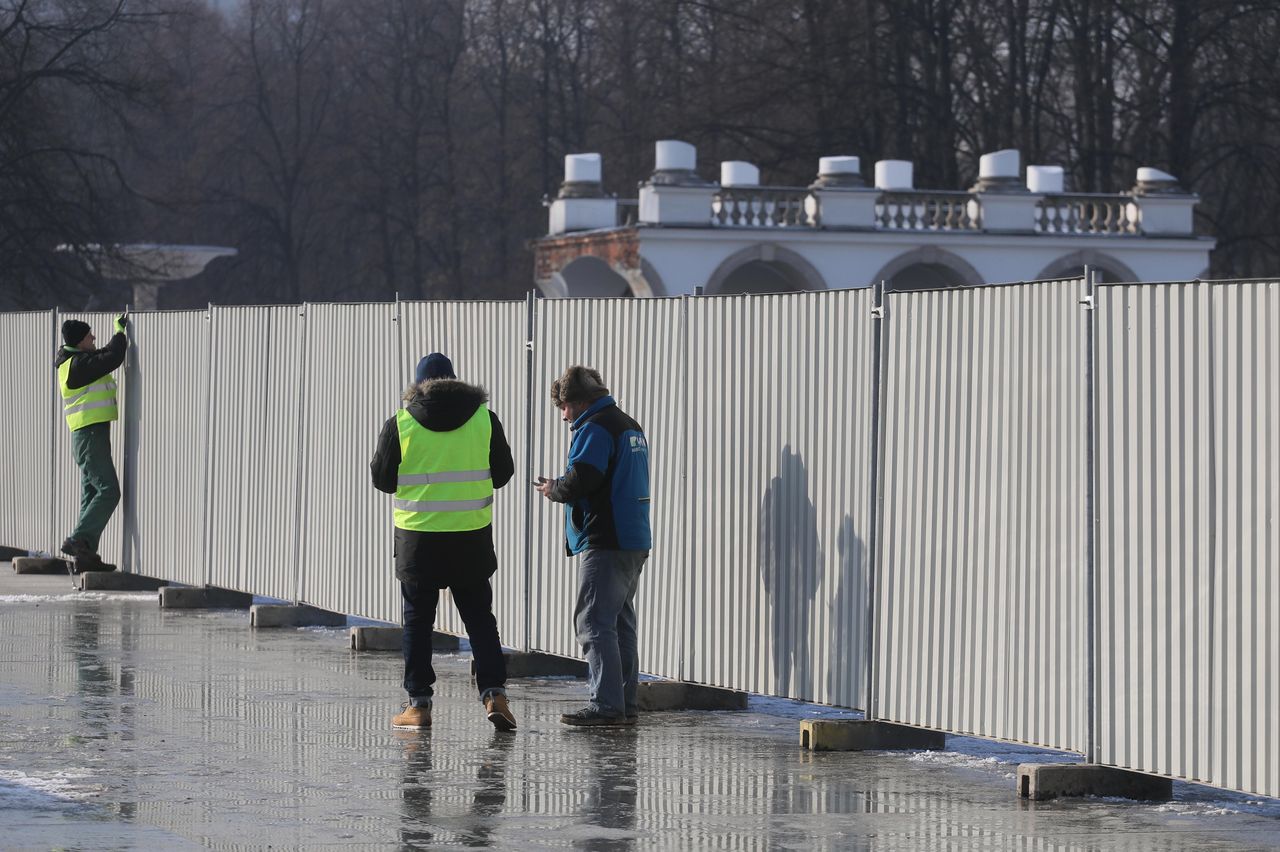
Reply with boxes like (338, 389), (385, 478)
(547, 142), (1199, 238)
(712, 187), (815, 227)
(875, 190), (981, 232)
(1035, 194), (1139, 236)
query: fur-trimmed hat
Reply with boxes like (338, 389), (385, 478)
(550, 365), (609, 407)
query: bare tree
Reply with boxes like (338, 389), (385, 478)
(0, 0), (157, 309)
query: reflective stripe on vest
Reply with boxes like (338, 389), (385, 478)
(58, 355), (118, 431)
(393, 495), (494, 513)
(397, 469), (490, 487)
(393, 405), (494, 532)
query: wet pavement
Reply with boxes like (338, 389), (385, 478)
(2, 570), (1279, 851)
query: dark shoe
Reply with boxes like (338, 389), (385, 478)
(560, 707), (629, 727)
(61, 537), (92, 560)
(73, 550), (113, 572)
(392, 702), (431, 730)
(484, 693), (517, 732)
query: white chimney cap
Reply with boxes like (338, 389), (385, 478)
(819, 156), (861, 176)
(564, 153), (602, 184)
(1026, 165), (1064, 193)
(979, 149), (1020, 179)
(720, 161), (760, 187)
(875, 160), (914, 190)
(655, 140), (697, 172)
(1137, 167), (1177, 183)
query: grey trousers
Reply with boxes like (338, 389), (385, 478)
(573, 548), (648, 716)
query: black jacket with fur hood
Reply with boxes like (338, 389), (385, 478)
(370, 379), (515, 586)
(53, 331), (127, 389)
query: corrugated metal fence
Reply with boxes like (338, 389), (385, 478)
(2, 277), (1276, 799)
(875, 281), (1089, 754)
(1094, 280), (1280, 798)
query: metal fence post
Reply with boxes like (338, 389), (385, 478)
(864, 280), (888, 720)
(522, 290), (536, 652)
(290, 303), (310, 604)
(47, 309), (59, 556)
(199, 305), (216, 587)
(1082, 267), (1098, 764)
(679, 293), (691, 683)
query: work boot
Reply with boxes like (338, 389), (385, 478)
(73, 550), (114, 572)
(392, 702), (431, 730)
(484, 692), (517, 732)
(559, 707), (629, 727)
(60, 537), (92, 560)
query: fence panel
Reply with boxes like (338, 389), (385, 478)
(119, 311), (210, 582)
(530, 297), (687, 680)
(686, 289), (875, 708)
(295, 303), (401, 622)
(398, 300), (530, 647)
(1095, 281), (1280, 798)
(203, 305), (307, 600)
(1210, 281), (1280, 798)
(0, 311), (55, 553)
(876, 280), (1088, 751)
(51, 312), (128, 567)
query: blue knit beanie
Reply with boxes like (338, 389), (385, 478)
(415, 352), (455, 383)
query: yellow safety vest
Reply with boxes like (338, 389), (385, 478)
(394, 406), (493, 532)
(58, 350), (118, 431)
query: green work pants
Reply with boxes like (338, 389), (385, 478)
(70, 422), (120, 552)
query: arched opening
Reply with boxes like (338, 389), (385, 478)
(1037, 251), (1138, 284)
(873, 247), (984, 293)
(884, 262), (969, 292)
(559, 256), (634, 297)
(706, 244), (826, 294)
(718, 260), (807, 294)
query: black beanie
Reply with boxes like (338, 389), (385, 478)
(61, 320), (90, 347)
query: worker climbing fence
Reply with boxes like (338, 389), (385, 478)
(1, 276), (1276, 800)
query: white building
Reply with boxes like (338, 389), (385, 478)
(534, 141), (1213, 297)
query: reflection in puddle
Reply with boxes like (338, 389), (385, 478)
(1, 590), (1277, 850)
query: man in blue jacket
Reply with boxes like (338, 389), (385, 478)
(535, 366), (651, 726)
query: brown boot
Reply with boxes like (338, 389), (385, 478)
(484, 692), (517, 732)
(392, 702), (431, 730)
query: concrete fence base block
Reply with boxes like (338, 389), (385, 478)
(800, 720), (946, 752)
(473, 650), (588, 679)
(12, 557), (70, 575)
(432, 631), (461, 651)
(160, 586), (254, 609)
(251, 603), (346, 629)
(1017, 763), (1173, 801)
(78, 572), (167, 592)
(638, 681), (748, 712)
(0, 545), (28, 561)
(349, 627), (458, 652)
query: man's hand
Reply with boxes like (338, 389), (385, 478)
(533, 476), (555, 499)
(114, 312), (128, 334)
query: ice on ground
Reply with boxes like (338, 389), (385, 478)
(747, 694), (862, 720)
(0, 592), (156, 604)
(0, 769), (101, 806)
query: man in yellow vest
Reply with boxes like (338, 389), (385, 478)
(55, 314), (128, 572)
(370, 352), (518, 732)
